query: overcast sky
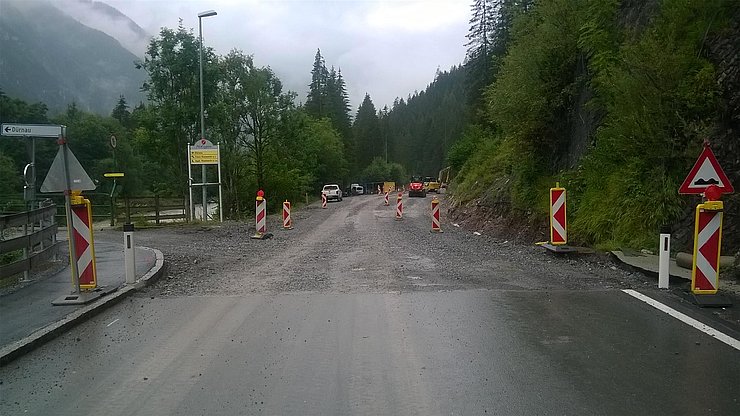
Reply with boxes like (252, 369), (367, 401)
(101, 0), (471, 112)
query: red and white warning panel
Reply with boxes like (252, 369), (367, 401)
(70, 194), (97, 289)
(282, 200), (293, 230)
(550, 185), (567, 245)
(691, 201), (723, 294)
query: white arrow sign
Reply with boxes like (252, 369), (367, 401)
(1, 123), (62, 138)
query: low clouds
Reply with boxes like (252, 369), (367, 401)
(102, 0), (471, 110)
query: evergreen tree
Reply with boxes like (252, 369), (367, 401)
(305, 49), (329, 118)
(352, 93), (381, 172)
(111, 95), (131, 127)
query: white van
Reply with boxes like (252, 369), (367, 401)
(350, 184), (364, 195)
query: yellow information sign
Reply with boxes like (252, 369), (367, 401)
(190, 149), (219, 164)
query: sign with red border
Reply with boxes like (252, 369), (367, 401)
(679, 145), (734, 195)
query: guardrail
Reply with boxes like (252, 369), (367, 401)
(116, 195), (188, 225)
(0, 203), (59, 280)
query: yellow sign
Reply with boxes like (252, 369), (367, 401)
(190, 149), (219, 164)
(104, 172), (125, 178)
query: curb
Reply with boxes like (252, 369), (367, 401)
(0, 247), (166, 366)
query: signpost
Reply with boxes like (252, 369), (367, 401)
(2, 123), (62, 138)
(187, 139), (223, 222)
(680, 142), (734, 305)
(2, 124), (64, 205)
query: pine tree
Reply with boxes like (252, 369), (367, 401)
(111, 94), (131, 127)
(305, 49), (329, 118)
(352, 93), (381, 172)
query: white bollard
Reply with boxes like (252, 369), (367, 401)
(658, 226), (670, 289)
(124, 223), (136, 285)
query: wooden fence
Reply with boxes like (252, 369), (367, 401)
(0, 203), (59, 279)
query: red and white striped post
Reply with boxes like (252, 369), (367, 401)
(70, 192), (97, 289)
(384, 191), (389, 206)
(254, 190), (266, 237)
(282, 200), (293, 230)
(431, 197), (442, 232)
(550, 183), (567, 245)
(322, 193), (327, 209)
(396, 192), (403, 220)
(691, 198), (724, 294)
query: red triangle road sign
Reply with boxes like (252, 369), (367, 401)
(679, 145), (734, 195)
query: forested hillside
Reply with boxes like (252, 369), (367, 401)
(0, 0), (145, 114)
(441, 0), (739, 256)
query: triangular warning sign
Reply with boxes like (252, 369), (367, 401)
(40, 146), (96, 193)
(679, 145), (734, 195)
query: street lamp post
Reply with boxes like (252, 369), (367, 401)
(198, 9), (216, 221)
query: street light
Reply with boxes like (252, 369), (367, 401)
(198, 9), (216, 221)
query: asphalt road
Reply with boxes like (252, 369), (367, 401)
(1, 195), (739, 415)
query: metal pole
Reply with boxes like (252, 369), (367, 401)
(188, 144), (194, 221)
(60, 128), (81, 295)
(199, 16), (208, 222)
(217, 144), (223, 222)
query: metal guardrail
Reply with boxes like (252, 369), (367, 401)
(0, 203), (59, 280)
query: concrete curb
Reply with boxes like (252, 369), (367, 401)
(0, 247), (166, 366)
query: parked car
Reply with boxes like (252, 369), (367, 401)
(408, 176), (426, 197)
(322, 184), (343, 201)
(350, 183), (364, 195)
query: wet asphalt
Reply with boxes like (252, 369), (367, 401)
(1, 194), (739, 415)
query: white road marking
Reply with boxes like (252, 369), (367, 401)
(622, 289), (740, 351)
(106, 318), (120, 327)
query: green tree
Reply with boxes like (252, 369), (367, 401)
(352, 93), (381, 173)
(136, 23), (219, 196)
(305, 49), (329, 118)
(111, 95), (131, 128)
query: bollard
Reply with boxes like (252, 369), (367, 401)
(124, 223), (136, 284)
(378, 185), (382, 195)
(253, 190), (266, 238)
(658, 225), (670, 289)
(384, 191), (389, 206)
(283, 200), (293, 230)
(431, 197), (442, 232)
(322, 193), (327, 209)
(396, 192), (403, 220)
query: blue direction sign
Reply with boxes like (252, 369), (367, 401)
(1, 123), (62, 138)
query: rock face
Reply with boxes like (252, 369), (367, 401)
(450, 3), (739, 259)
(709, 10), (740, 257)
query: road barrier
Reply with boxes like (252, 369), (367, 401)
(550, 184), (567, 245)
(431, 197), (442, 232)
(254, 190), (266, 237)
(322, 193), (327, 209)
(691, 199), (723, 294)
(70, 191), (97, 289)
(0, 203), (58, 281)
(384, 191), (389, 206)
(396, 193), (403, 220)
(283, 200), (293, 230)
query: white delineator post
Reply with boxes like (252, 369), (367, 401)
(658, 226), (670, 289)
(123, 222), (136, 284)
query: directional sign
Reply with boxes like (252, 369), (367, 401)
(1, 123), (62, 138)
(103, 172), (125, 178)
(679, 145), (734, 195)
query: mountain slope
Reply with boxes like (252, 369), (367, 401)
(0, 0), (146, 115)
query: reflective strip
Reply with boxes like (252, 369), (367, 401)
(696, 212), (721, 289)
